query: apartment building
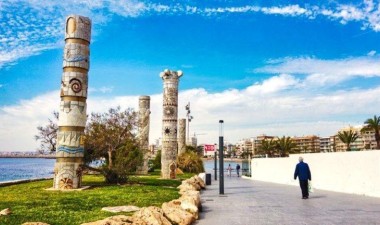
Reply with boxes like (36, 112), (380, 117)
(252, 135), (276, 155)
(334, 126), (377, 151)
(361, 130), (378, 150)
(291, 135), (321, 153)
(319, 137), (331, 152)
(235, 138), (254, 157)
(238, 125), (378, 156)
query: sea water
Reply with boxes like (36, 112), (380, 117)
(203, 159), (249, 173)
(0, 158), (55, 183)
(0, 158), (248, 183)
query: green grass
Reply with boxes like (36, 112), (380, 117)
(0, 172), (194, 225)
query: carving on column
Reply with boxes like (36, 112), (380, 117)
(169, 162), (176, 179)
(65, 15), (91, 41)
(60, 71), (88, 97)
(76, 165), (83, 187)
(63, 43), (90, 69)
(160, 69), (183, 179)
(178, 119), (186, 156)
(55, 165), (75, 189)
(58, 101), (87, 127)
(56, 130), (85, 157)
(54, 15), (91, 190)
(59, 178), (73, 189)
(137, 96), (151, 174)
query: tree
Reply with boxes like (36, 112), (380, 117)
(152, 150), (161, 169)
(34, 111), (58, 153)
(108, 140), (142, 183)
(361, 115), (380, 149)
(257, 139), (277, 157)
(337, 130), (359, 151)
(240, 148), (251, 159)
(276, 136), (297, 157)
(85, 107), (138, 169)
(84, 107), (141, 183)
(196, 145), (204, 156)
(35, 106), (141, 184)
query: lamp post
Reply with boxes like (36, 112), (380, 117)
(214, 143), (217, 181)
(248, 153), (252, 177)
(185, 102), (193, 144)
(219, 120), (224, 195)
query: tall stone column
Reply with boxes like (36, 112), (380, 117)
(160, 69), (183, 179)
(178, 118), (186, 156)
(53, 15), (91, 190)
(137, 96), (151, 174)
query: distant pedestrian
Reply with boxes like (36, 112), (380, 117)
(236, 164), (241, 177)
(227, 164), (232, 177)
(294, 156), (312, 199)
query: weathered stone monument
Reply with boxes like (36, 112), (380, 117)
(178, 118), (186, 156)
(53, 15), (91, 189)
(137, 96), (151, 174)
(160, 69), (183, 179)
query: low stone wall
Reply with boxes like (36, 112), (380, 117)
(81, 174), (205, 225)
(251, 150), (380, 198)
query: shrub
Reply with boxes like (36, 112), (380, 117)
(177, 150), (205, 173)
(105, 140), (142, 184)
(152, 150), (161, 169)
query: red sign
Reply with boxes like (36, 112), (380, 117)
(204, 144), (215, 152)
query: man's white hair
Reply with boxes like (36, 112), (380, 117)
(299, 156), (304, 162)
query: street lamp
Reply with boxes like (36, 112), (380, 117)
(219, 120), (224, 195)
(214, 143), (217, 181)
(186, 102), (193, 144)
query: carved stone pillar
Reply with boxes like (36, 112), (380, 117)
(137, 96), (151, 174)
(178, 118), (186, 156)
(160, 69), (183, 179)
(53, 15), (91, 189)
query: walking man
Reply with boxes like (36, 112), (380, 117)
(294, 156), (311, 199)
(227, 164), (232, 177)
(236, 164), (241, 177)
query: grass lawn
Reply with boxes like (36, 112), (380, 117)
(0, 172), (194, 225)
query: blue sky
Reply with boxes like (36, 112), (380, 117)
(1, 0), (380, 151)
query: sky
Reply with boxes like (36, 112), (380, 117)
(1, 0), (380, 151)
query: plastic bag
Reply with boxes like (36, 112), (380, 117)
(308, 181), (314, 193)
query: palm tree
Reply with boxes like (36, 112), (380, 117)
(276, 136), (297, 157)
(257, 139), (277, 157)
(361, 115), (380, 149)
(337, 130), (359, 151)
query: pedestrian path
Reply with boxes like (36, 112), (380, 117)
(195, 174), (380, 225)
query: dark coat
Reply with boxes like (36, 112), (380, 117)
(294, 162), (311, 181)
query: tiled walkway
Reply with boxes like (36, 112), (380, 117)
(195, 174), (380, 225)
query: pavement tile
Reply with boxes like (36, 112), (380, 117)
(195, 174), (380, 225)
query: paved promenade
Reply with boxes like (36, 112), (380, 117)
(196, 174), (380, 225)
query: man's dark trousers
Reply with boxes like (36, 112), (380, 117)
(299, 180), (309, 198)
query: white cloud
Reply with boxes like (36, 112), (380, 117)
(107, 0), (147, 17)
(2, 1), (380, 69)
(0, 0), (141, 68)
(261, 5), (310, 16)
(245, 74), (300, 95)
(322, 5), (365, 24)
(255, 56), (380, 86)
(200, 1), (380, 31)
(368, 50), (377, 56)
(204, 6), (260, 14)
(1, 76), (379, 151)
